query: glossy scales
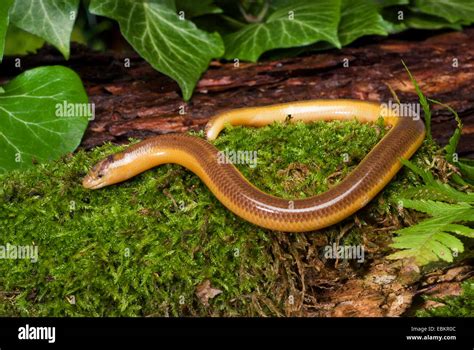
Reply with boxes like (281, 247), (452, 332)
(83, 100), (425, 232)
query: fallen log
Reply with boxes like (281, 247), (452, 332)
(1, 28), (473, 158)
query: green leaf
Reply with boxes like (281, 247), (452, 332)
(0, 66), (90, 173)
(223, 0), (341, 62)
(459, 160), (474, 182)
(428, 99), (462, 163)
(263, 0), (389, 60)
(89, 0), (224, 101)
(381, 6), (463, 34)
(399, 160), (474, 203)
(444, 224), (474, 238)
(414, 0), (474, 23)
(9, 0), (79, 59)
(0, 0), (14, 61)
(380, 18), (406, 34)
(390, 156), (474, 266)
(399, 199), (472, 217)
(400, 158), (434, 183)
(404, 12), (463, 30)
(402, 60), (431, 139)
(374, 0), (409, 8)
(426, 98), (474, 183)
(4, 25), (45, 56)
(339, 0), (387, 46)
(433, 232), (464, 255)
(175, 0), (222, 18)
(405, 183), (474, 203)
(192, 14), (246, 36)
(388, 215), (469, 265)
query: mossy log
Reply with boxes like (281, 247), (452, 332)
(0, 29), (473, 317)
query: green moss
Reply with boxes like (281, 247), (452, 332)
(0, 120), (445, 316)
(416, 279), (474, 317)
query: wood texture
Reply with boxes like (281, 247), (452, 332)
(1, 28), (473, 158)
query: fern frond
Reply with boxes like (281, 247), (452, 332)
(399, 159), (474, 203)
(399, 199), (472, 217)
(389, 161), (474, 266)
(388, 213), (472, 265)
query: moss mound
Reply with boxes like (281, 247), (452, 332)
(0, 120), (439, 316)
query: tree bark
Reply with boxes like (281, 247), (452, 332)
(1, 28), (473, 158)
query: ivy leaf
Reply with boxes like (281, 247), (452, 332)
(0, 0), (14, 61)
(261, 0), (388, 60)
(0, 66), (90, 173)
(380, 10), (407, 34)
(404, 12), (463, 30)
(373, 0), (409, 8)
(414, 0), (474, 24)
(9, 0), (79, 59)
(4, 25), (45, 56)
(339, 0), (387, 46)
(224, 0), (341, 62)
(89, 0), (224, 101)
(175, 0), (222, 18)
(380, 6), (464, 33)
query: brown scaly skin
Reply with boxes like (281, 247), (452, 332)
(83, 100), (425, 232)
